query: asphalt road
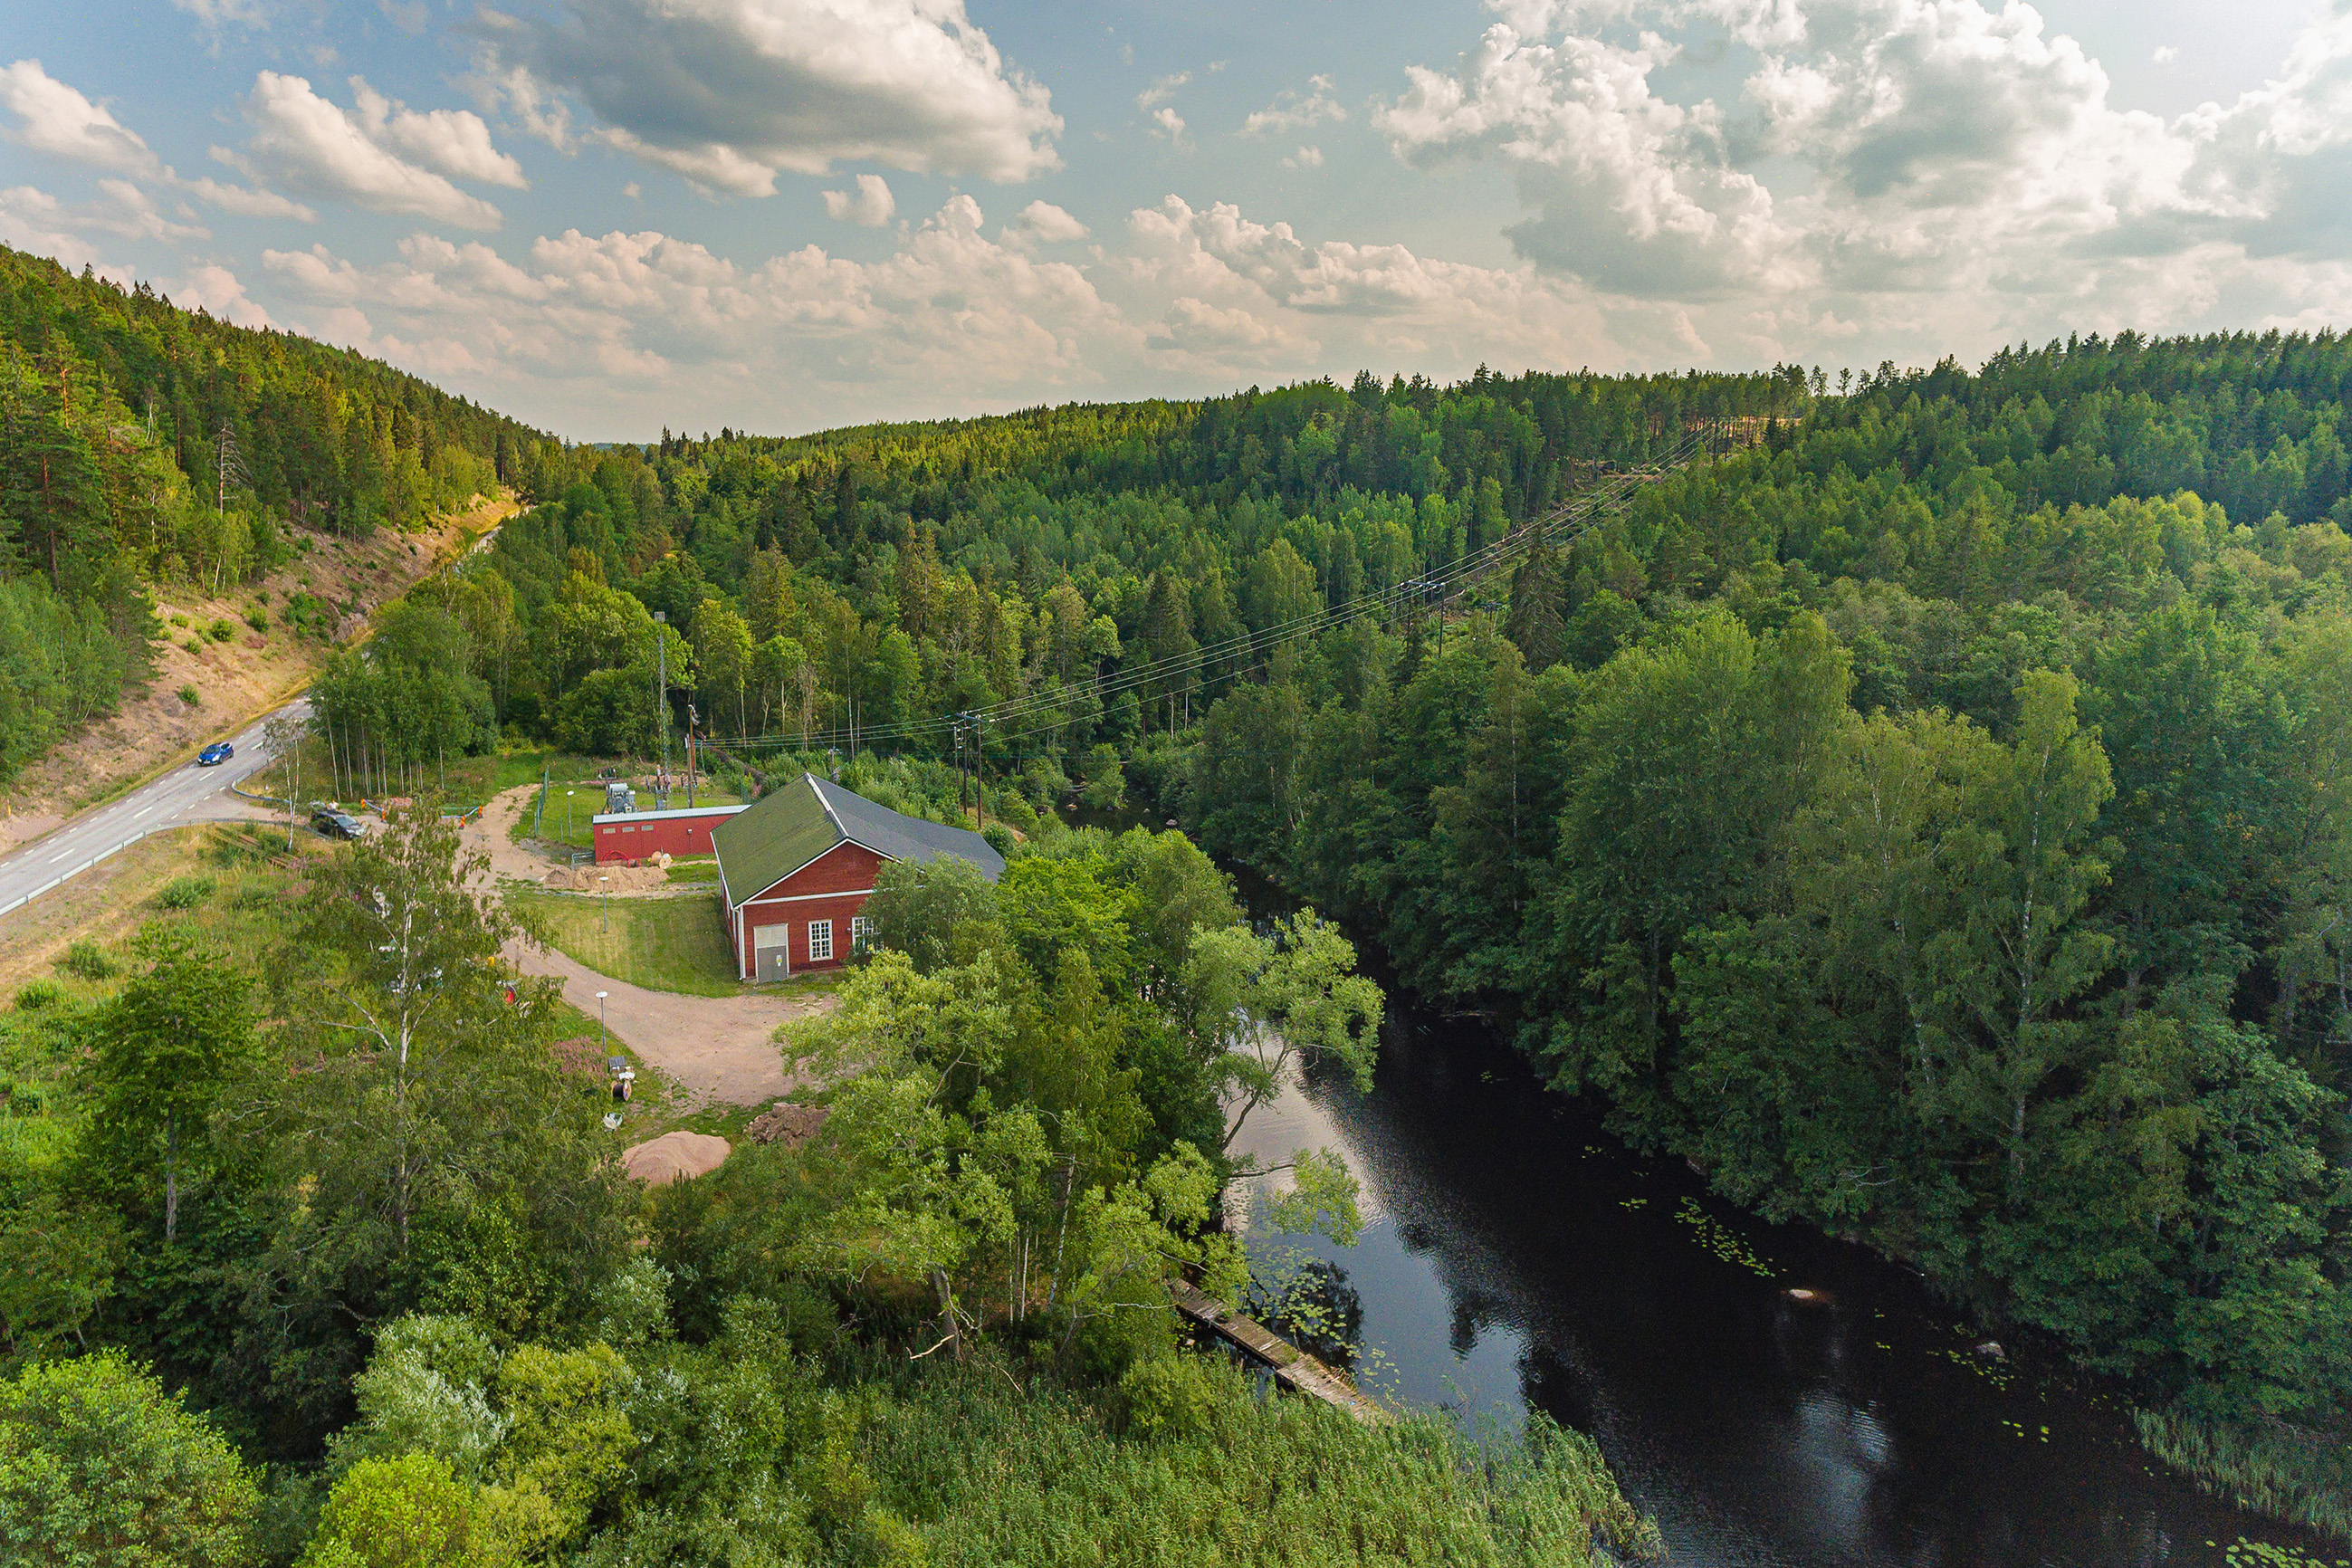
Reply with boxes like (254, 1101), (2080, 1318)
(0, 697), (311, 917)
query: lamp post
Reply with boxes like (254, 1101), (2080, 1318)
(565, 789), (576, 843)
(596, 990), (609, 1054)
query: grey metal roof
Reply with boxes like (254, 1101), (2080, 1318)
(810, 775), (1005, 883)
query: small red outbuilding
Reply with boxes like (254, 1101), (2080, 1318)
(591, 803), (745, 861)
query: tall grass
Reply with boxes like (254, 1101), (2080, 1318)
(2132, 1406), (2352, 1546)
(861, 1355), (1662, 1567)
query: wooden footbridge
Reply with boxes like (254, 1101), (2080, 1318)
(1168, 1279), (1391, 1424)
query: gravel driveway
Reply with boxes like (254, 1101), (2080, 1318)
(469, 785), (833, 1108)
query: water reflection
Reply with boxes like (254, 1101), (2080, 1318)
(1229, 1016), (2329, 1568)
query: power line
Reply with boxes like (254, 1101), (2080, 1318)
(698, 435), (1707, 758)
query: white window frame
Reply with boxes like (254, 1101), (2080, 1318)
(849, 914), (872, 954)
(808, 918), (835, 961)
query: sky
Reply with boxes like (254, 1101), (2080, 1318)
(1, 0), (2347, 441)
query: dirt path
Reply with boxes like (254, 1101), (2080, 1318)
(467, 783), (829, 1108)
(500, 937), (825, 1108)
(474, 783), (682, 895)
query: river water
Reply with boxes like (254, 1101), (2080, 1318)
(1228, 1009), (2340, 1568)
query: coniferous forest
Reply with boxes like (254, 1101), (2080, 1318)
(0, 248), (548, 780)
(5, 242), (2352, 1562)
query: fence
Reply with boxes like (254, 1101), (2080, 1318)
(0, 828), (152, 920)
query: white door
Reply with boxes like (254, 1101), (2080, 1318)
(753, 922), (791, 982)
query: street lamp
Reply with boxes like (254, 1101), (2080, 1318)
(565, 789), (576, 842)
(596, 990), (609, 1053)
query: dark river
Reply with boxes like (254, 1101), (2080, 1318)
(1229, 1009), (2341, 1568)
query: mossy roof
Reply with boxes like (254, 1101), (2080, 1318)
(713, 773), (1004, 905)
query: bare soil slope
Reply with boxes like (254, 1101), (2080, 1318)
(0, 494), (518, 855)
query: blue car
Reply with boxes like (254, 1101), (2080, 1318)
(196, 741), (234, 766)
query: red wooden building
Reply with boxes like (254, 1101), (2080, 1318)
(591, 802), (747, 861)
(712, 774), (1005, 981)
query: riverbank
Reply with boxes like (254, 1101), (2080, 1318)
(2132, 1407), (2352, 1548)
(1224, 990), (2343, 1567)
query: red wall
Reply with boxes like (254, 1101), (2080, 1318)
(594, 807), (742, 862)
(734, 841), (886, 976)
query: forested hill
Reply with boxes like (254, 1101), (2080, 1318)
(0, 244), (556, 780)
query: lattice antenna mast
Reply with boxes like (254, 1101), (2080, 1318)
(214, 419), (247, 513)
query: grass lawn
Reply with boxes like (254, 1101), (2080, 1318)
(509, 887), (745, 997)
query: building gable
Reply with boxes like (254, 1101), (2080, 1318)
(713, 773), (1006, 913)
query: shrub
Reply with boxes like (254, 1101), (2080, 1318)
(177, 684), (201, 706)
(13, 980), (62, 1010)
(0, 1353), (259, 1568)
(980, 823), (1015, 856)
(1116, 1353), (1223, 1440)
(55, 940), (115, 980)
(207, 618), (236, 643)
(246, 611), (269, 633)
(168, 613), (190, 628)
(157, 875), (217, 910)
(182, 640), (205, 656)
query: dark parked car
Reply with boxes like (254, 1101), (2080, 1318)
(196, 741), (234, 766)
(311, 808), (367, 840)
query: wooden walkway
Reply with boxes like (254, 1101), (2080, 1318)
(1168, 1279), (1390, 1424)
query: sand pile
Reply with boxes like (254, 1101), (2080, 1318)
(540, 859), (671, 894)
(621, 1131), (731, 1184)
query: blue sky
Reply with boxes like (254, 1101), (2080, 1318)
(3, 0), (2346, 440)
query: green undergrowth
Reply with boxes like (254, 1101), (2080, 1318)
(2133, 1407), (2352, 1547)
(860, 1353), (1662, 1568)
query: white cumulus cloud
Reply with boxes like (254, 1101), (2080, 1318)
(349, 78), (528, 188)
(0, 62), (312, 221)
(0, 60), (162, 176)
(1137, 72), (1190, 110)
(476, 0), (1062, 195)
(241, 194), (1684, 435)
(231, 71), (509, 229)
(822, 173), (896, 225)
(1372, 0), (2352, 363)
(1007, 200), (1088, 244)
(1243, 74), (1346, 136)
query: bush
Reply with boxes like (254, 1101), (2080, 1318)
(0, 1353), (259, 1567)
(208, 618), (237, 643)
(980, 823), (1015, 857)
(1116, 1353), (1224, 1440)
(169, 613), (190, 628)
(177, 684), (201, 705)
(13, 980), (62, 1010)
(156, 875), (217, 910)
(55, 940), (115, 980)
(246, 611), (269, 633)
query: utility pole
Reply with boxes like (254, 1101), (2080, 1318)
(653, 611), (669, 810)
(955, 718), (969, 820)
(685, 703), (698, 809)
